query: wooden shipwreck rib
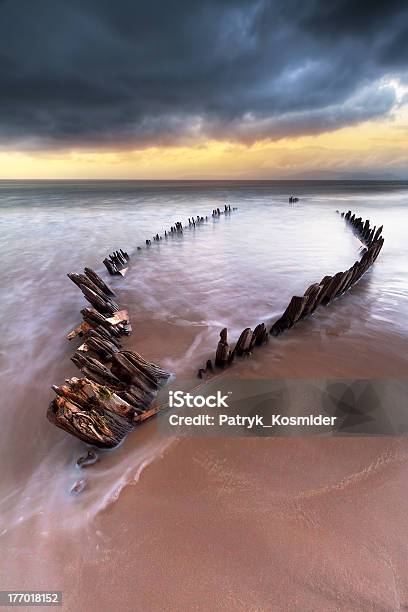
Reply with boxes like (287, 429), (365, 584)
(199, 210), (385, 377)
(48, 265), (171, 447)
(103, 249), (130, 276)
(105, 204), (235, 261)
(48, 205), (237, 450)
(66, 268), (132, 342)
(48, 205), (383, 450)
(48, 350), (171, 448)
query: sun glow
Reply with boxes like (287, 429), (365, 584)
(1, 107), (408, 179)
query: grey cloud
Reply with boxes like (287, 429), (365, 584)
(0, 0), (407, 149)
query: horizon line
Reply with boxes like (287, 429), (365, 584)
(1, 177), (407, 182)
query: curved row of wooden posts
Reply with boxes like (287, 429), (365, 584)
(47, 205), (235, 450)
(48, 206), (384, 452)
(198, 210), (384, 378)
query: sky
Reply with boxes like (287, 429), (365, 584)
(1, 0), (408, 179)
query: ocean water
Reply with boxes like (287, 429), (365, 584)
(1, 180), (408, 607)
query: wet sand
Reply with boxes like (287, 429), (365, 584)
(84, 435), (408, 611)
(3, 325), (408, 611)
(5, 435), (407, 610)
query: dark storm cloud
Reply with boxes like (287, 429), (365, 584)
(0, 0), (407, 149)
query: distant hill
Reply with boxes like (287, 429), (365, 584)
(286, 170), (402, 180)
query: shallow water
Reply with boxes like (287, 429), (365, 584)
(1, 180), (408, 607)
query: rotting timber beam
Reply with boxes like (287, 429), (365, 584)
(48, 349), (171, 448)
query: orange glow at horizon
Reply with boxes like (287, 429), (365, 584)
(1, 110), (408, 179)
